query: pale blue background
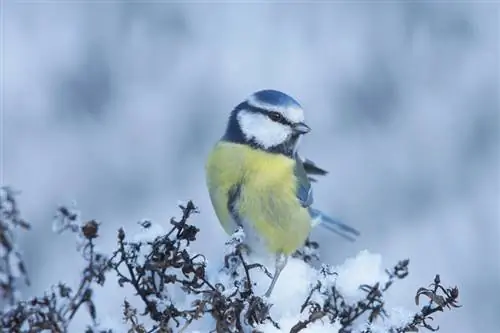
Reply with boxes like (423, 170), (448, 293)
(2, 2), (499, 332)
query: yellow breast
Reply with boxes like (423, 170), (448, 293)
(205, 141), (311, 255)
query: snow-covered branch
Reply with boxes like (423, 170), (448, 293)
(0, 188), (461, 333)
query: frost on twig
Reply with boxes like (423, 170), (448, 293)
(0, 187), (31, 307)
(110, 202), (279, 333)
(0, 190), (462, 333)
(1, 201), (111, 333)
(290, 260), (410, 332)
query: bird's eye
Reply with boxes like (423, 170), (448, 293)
(268, 111), (283, 122)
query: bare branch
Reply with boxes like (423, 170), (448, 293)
(0, 192), (462, 333)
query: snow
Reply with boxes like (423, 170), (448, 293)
(333, 250), (386, 303)
(106, 220), (416, 332)
(31, 210), (415, 332)
(260, 317), (343, 333)
(132, 220), (166, 244)
(236, 251), (390, 332)
(6, 252), (23, 279)
(362, 307), (414, 333)
(175, 240), (412, 333)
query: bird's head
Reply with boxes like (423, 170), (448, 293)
(224, 89), (311, 156)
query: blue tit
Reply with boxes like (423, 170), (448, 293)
(205, 89), (359, 297)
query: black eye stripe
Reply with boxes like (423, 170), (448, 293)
(246, 104), (292, 126)
(265, 111), (291, 126)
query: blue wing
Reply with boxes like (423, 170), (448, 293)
(294, 155), (360, 242)
(302, 157), (328, 182)
(294, 154), (314, 208)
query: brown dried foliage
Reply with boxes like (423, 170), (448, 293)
(0, 188), (461, 333)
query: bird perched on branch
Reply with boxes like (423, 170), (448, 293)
(205, 89), (359, 297)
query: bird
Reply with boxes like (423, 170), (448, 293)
(205, 89), (359, 297)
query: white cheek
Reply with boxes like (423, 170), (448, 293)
(238, 111), (291, 149)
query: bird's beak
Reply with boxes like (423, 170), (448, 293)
(293, 122), (311, 135)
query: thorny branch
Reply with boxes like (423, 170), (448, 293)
(0, 190), (461, 333)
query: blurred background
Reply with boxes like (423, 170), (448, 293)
(2, 1), (499, 332)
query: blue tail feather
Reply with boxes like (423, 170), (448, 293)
(308, 207), (360, 242)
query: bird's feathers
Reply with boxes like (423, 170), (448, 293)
(206, 142), (311, 255)
(207, 142), (360, 247)
(209, 87), (360, 250)
(237, 110), (292, 149)
(246, 89), (305, 124)
(298, 156), (360, 241)
(227, 183), (242, 226)
(309, 207), (360, 242)
(293, 155), (314, 208)
(302, 158), (328, 182)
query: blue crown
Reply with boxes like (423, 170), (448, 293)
(250, 89), (302, 109)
